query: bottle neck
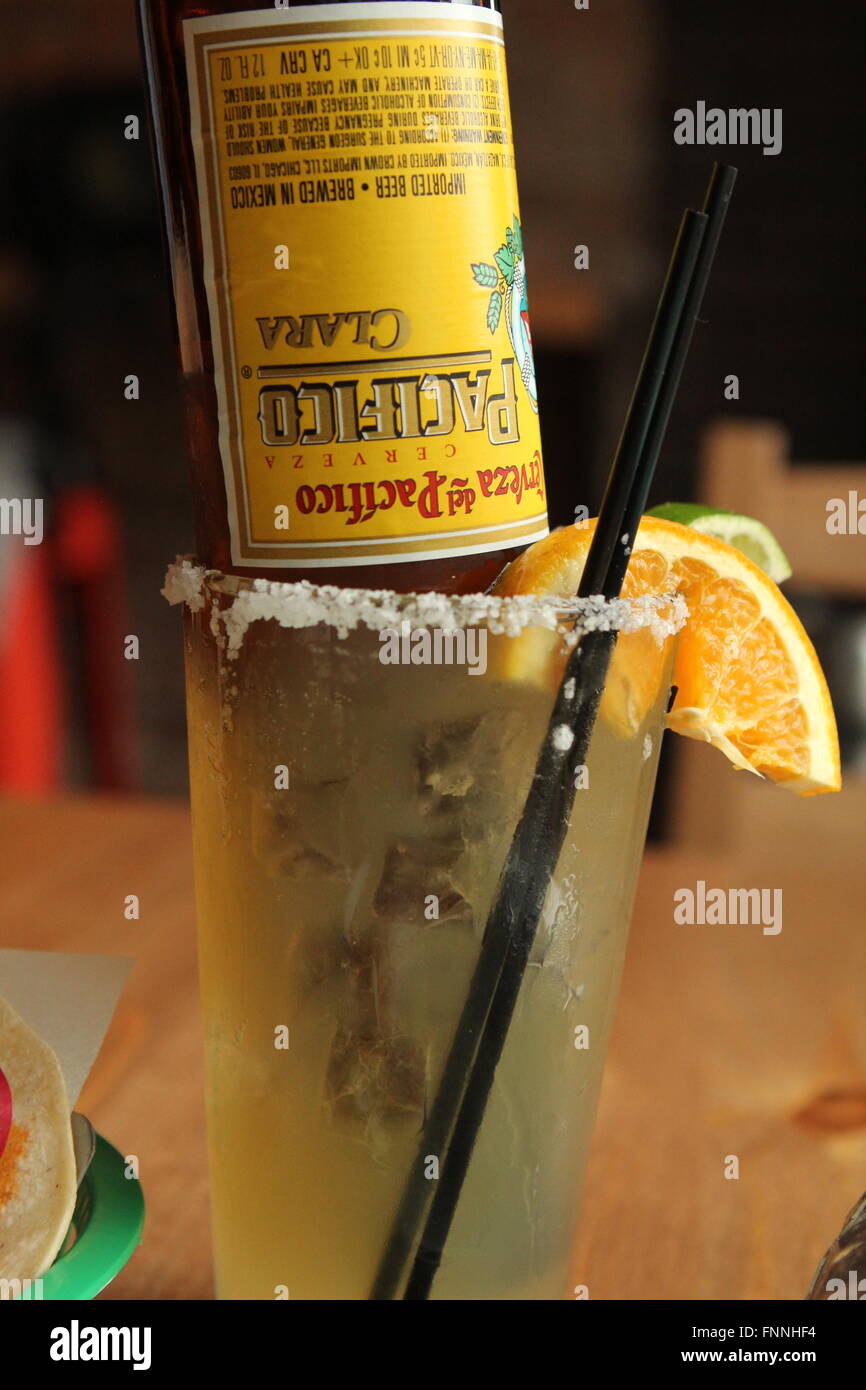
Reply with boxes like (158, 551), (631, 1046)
(140, 0), (543, 595)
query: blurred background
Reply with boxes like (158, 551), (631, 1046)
(1, 0), (864, 1305)
(0, 0), (863, 834)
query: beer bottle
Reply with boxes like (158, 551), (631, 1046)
(139, 1), (548, 592)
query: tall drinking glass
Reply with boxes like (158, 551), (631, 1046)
(172, 565), (681, 1300)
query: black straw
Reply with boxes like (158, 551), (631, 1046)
(402, 212), (706, 1302)
(371, 166), (736, 1301)
(580, 163), (737, 601)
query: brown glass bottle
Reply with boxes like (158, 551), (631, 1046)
(139, 0), (547, 592)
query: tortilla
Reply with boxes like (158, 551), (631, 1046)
(0, 997), (77, 1282)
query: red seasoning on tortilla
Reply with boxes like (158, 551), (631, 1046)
(0, 1000), (77, 1281)
(0, 1065), (12, 1159)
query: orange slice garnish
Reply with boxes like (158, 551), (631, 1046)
(494, 517), (840, 795)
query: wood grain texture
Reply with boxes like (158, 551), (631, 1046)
(0, 798), (862, 1301)
(572, 843), (866, 1301)
(0, 797), (211, 1300)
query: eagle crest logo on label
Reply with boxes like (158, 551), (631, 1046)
(471, 217), (538, 413)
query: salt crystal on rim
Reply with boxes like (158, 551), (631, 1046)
(163, 560), (688, 658)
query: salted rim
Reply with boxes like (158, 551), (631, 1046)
(163, 560), (688, 657)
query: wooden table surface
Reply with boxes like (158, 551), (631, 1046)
(1, 797), (864, 1302)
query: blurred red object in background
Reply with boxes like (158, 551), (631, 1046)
(0, 485), (137, 794)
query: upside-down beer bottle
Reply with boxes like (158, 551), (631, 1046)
(139, 1), (548, 592)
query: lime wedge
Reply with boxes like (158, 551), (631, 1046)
(646, 503), (793, 583)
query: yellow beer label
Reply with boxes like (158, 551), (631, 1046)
(184, 2), (548, 568)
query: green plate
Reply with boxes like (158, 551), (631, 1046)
(30, 1133), (144, 1300)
